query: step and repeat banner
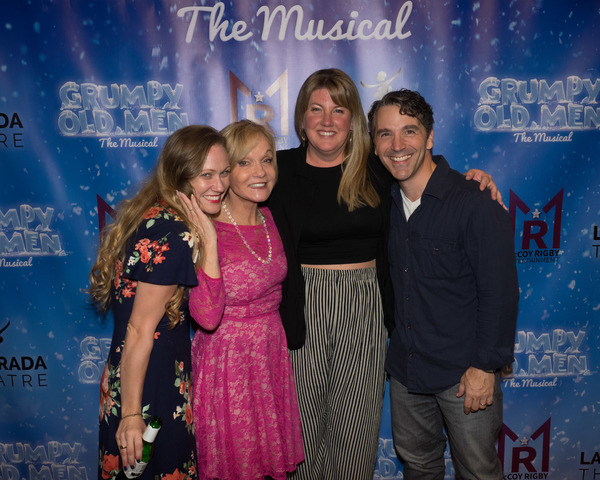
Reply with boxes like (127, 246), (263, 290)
(1, 1), (598, 479)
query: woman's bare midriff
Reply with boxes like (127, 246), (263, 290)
(301, 259), (376, 270)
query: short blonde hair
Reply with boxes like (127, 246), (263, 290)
(221, 119), (278, 178)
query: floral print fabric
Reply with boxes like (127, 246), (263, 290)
(98, 203), (198, 480)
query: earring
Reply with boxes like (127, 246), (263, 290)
(300, 130), (307, 147)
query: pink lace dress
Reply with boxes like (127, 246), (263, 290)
(189, 207), (304, 479)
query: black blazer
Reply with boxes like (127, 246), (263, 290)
(267, 145), (395, 350)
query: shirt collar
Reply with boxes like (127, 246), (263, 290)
(390, 154), (450, 202)
(422, 155), (451, 201)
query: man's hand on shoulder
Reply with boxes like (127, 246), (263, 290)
(456, 366), (496, 414)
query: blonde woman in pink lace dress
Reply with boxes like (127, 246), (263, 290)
(179, 120), (304, 479)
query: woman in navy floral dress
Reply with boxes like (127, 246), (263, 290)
(90, 125), (230, 480)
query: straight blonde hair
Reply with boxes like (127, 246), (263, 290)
(294, 69), (379, 211)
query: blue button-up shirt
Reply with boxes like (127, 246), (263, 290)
(385, 156), (519, 394)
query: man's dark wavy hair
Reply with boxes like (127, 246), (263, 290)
(367, 89), (435, 138)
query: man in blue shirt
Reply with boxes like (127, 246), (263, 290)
(367, 89), (519, 480)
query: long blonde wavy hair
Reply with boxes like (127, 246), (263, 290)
(294, 68), (380, 211)
(89, 125), (227, 327)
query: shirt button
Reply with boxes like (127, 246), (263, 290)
(407, 324), (411, 329)
(405, 296), (410, 301)
(404, 267), (409, 273)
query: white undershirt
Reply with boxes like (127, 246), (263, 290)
(401, 189), (421, 220)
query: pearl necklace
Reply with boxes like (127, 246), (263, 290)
(222, 202), (272, 264)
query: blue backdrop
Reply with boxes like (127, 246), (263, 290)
(1, 1), (599, 479)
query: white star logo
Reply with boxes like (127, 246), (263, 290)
(531, 209), (541, 219)
(520, 436), (530, 446)
(254, 91), (264, 102)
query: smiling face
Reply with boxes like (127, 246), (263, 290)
(188, 144), (230, 215)
(373, 105), (434, 187)
(227, 135), (276, 207)
(301, 88), (352, 165)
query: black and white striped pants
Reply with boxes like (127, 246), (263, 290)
(288, 266), (387, 480)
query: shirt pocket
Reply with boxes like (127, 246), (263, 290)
(413, 238), (464, 279)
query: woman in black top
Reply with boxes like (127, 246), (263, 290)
(269, 68), (496, 479)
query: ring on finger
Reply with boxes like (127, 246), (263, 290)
(119, 445), (127, 449)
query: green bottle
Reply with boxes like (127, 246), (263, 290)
(117, 416), (162, 480)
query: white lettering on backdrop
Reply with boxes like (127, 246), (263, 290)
(177, 2), (413, 43)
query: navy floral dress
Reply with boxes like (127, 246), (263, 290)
(98, 202), (198, 480)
